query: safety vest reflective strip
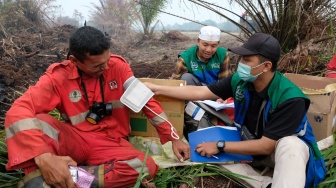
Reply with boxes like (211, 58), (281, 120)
(66, 100), (125, 126)
(6, 118), (59, 142)
(68, 110), (89, 125)
(6, 99), (165, 139)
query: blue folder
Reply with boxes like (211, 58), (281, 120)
(188, 126), (253, 164)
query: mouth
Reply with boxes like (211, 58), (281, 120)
(203, 53), (211, 58)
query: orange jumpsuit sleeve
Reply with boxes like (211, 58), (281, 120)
(142, 98), (179, 144)
(5, 72), (61, 170)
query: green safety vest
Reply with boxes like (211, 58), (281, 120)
(179, 45), (227, 85)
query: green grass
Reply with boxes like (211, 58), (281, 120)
(317, 133), (336, 188)
(1, 128), (335, 188)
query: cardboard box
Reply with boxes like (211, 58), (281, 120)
(285, 73), (336, 141)
(129, 78), (185, 138)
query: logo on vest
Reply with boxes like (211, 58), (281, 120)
(190, 61), (198, 71)
(235, 86), (244, 101)
(109, 80), (118, 90)
(211, 63), (220, 69)
(69, 90), (82, 103)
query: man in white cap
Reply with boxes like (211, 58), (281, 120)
(171, 26), (234, 140)
(171, 25), (232, 86)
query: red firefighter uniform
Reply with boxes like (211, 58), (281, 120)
(326, 53), (336, 78)
(5, 54), (179, 187)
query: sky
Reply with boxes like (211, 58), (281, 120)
(53, 0), (244, 26)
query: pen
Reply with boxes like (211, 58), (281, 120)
(202, 141), (219, 159)
(211, 155), (219, 159)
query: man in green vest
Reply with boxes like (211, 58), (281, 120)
(145, 33), (326, 188)
(171, 25), (235, 128)
(171, 26), (232, 86)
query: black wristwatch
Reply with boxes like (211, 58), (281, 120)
(216, 140), (226, 153)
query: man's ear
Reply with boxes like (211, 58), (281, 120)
(69, 55), (80, 66)
(265, 60), (273, 71)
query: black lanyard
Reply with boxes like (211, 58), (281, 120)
(255, 99), (267, 135)
(78, 69), (105, 106)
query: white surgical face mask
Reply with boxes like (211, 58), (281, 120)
(237, 62), (265, 82)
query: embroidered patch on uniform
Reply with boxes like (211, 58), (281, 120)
(69, 90), (82, 102)
(191, 61), (198, 71)
(211, 63), (220, 69)
(235, 86), (244, 102)
(109, 80), (118, 90)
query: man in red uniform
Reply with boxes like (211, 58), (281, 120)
(325, 53), (336, 78)
(5, 26), (190, 188)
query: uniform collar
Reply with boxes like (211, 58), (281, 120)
(248, 82), (269, 99)
(63, 60), (81, 80)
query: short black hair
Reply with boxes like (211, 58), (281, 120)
(69, 26), (110, 62)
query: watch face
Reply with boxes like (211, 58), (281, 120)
(217, 140), (225, 152)
(218, 142), (224, 147)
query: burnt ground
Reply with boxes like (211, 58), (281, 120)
(0, 25), (244, 187)
(0, 26), (241, 126)
(0, 25), (329, 125)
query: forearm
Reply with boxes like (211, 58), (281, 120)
(153, 85), (216, 101)
(34, 152), (53, 167)
(225, 137), (276, 156)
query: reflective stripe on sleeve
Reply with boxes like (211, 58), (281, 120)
(123, 76), (136, 90)
(148, 112), (168, 126)
(120, 158), (149, 174)
(6, 118), (59, 142)
(109, 101), (125, 109)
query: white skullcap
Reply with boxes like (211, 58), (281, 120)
(198, 26), (221, 42)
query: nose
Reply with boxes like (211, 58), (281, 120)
(205, 46), (212, 52)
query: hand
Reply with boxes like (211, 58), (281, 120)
(143, 82), (159, 94)
(195, 142), (218, 158)
(216, 98), (227, 104)
(34, 153), (77, 188)
(171, 139), (190, 162)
